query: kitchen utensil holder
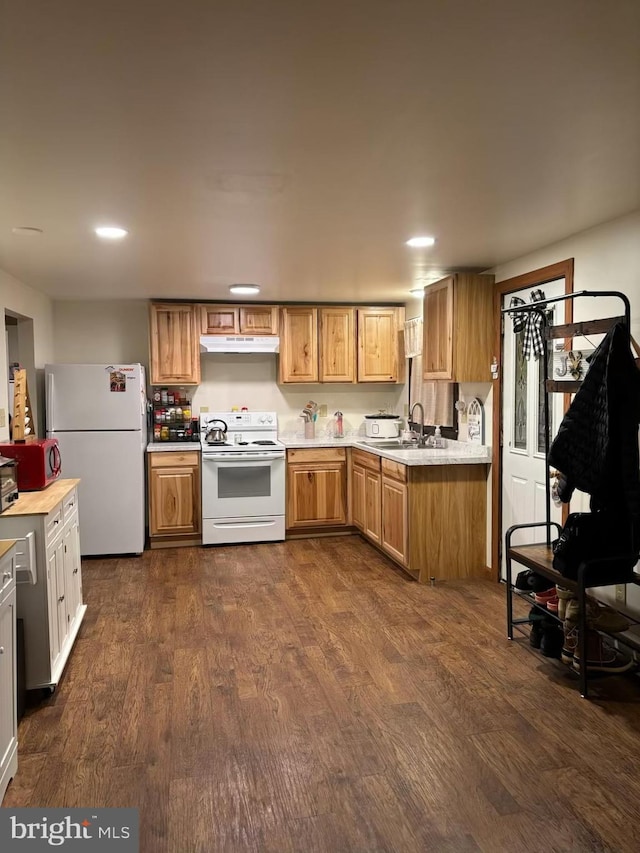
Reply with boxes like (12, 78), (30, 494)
(304, 421), (315, 440)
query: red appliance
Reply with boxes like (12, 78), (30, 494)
(0, 439), (62, 491)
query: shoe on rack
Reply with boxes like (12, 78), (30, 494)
(534, 586), (557, 607)
(562, 622), (579, 665)
(546, 595), (559, 615)
(572, 630), (635, 674)
(540, 623), (564, 658)
(515, 570), (556, 593)
(556, 586), (575, 621)
(528, 607), (545, 649)
(565, 597), (631, 633)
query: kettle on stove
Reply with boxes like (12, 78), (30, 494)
(205, 419), (228, 444)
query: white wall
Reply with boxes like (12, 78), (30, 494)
(195, 354), (406, 437)
(492, 209), (640, 613)
(0, 268), (54, 441)
(53, 300), (150, 367)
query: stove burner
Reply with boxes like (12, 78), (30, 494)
(206, 440), (232, 446)
(252, 440), (276, 446)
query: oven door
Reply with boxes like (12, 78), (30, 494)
(201, 452), (285, 520)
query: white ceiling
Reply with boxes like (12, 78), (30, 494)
(1, 0), (639, 303)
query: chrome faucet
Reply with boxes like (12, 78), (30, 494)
(409, 402), (426, 446)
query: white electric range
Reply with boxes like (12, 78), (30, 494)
(200, 411), (286, 545)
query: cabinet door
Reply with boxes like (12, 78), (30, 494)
(351, 464), (365, 531)
(287, 463), (347, 528)
(201, 305), (239, 335)
(150, 303), (201, 385)
(279, 307), (318, 383)
(149, 465), (201, 536)
(239, 306), (279, 336)
(423, 277), (454, 380)
(319, 307), (356, 382)
(0, 586), (17, 783)
(357, 308), (404, 382)
(381, 476), (408, 566)
(364, 469), (382, 544)
(46, 539), (64, 673)
(63, 514), (82, 626)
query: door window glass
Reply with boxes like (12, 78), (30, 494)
(513, 330), (527, 450)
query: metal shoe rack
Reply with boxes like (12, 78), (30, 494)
(502, 290), (640, 698)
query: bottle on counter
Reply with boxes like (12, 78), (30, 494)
(153, 424), (161, 441)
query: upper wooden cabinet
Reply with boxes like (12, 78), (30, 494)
(201, 304), (279, 336)
(280, 305), (404, 384)
(357, 307), (405, 383)
(279, 307), (319, 383)
(319, 307), (356, 383)
(150, 303), (201, 385)
(422, 273), (495, 382)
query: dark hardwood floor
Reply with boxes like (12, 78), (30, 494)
(4, 535), (640, 852)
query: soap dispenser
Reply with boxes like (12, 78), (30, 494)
(433, 425), (446, 448)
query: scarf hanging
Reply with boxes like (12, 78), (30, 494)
(509, 288), (548, 358)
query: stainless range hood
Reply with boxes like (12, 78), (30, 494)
(200, 335), (280, 354)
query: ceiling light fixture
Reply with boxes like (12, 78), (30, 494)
(11, 226), (43, 235)
(95, 226), (128, 239)
(410, 288), (425, 298)
(406, 236), (436, 248)
(229, 284), (261, 295)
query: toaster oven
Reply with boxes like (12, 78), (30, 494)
(0, 455), (19, 511)
(0, 439), (62, 491)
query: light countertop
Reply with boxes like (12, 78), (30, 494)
(280, 436), (491, 466)
(147, 442), (202, 452)
(0, 540), (17, 560)
(2, 478), (81, 516)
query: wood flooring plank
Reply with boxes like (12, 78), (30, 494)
(5, 536), (640, 853)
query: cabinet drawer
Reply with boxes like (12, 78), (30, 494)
(63, 488), (78, 520)
(381, 458), (407, 483)
(0, 551), (15, 596)
(287, 447), (346, 464)
(46, 505), (64, 544)
(352, 448), (381, 472)
(150, 451), (200, 469)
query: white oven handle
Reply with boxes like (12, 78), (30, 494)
(203, 453), (285, 464)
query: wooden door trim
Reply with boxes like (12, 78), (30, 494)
(491, 259), (574, 580)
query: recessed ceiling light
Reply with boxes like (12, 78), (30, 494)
(229, 284), (260, 295)
(95, 226), (128, 239)
(406, 236), (436, 248)
(11, 226), (43, 236)
(410, 288), (425, 298)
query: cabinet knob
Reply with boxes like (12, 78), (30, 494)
(58, 594), (65, 602)
(73, 568), (79, 574)
(0, 647), (4, 654)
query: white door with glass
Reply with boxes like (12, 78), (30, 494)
(501, 280), (566, 578)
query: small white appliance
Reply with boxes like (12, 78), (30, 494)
(200, 411), (285, 545)
(45, 363), (147, 556)
(364, 413), (402, 438)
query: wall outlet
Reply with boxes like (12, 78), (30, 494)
(615, 584), (626, 605)
(403, 403), (409, 417)
(319, 404), (328, 418)
(200, 406), (209, 413)
(0, 408), (5, 428)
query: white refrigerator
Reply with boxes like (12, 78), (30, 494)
(45, 363), (147, 556)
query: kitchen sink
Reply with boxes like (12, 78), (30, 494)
(360, 440), (425, 450)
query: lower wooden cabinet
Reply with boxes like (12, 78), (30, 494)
(286, 448), (348, 531)
(148, 451), (201, 547)
(381, 461), (408, 566)
(351, 448), (383, 546)
(350, 447), (487, 580)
